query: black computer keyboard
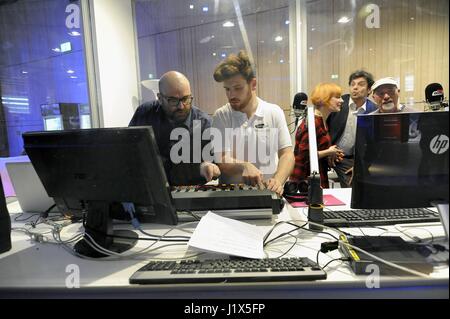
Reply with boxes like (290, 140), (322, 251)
(129, 257), (326, 284)
(323, 208), (441, 227)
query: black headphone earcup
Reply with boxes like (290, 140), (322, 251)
(298, 180), (309, 196)
(283, 181), (298, 196)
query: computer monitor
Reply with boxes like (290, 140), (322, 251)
(43, 116), (63, 131)
(22, 126), (177, 258)
(351, 111), (449, 209)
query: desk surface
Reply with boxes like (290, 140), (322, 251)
(1, 188), (448, 298)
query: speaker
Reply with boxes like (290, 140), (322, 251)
(0, 174), (12, 254)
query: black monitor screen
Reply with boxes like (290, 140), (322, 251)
(352, 111), (449, 209)
(22, 127), (177, 257)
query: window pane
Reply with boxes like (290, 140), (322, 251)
(306, 0), (449, 109)
(135, 0), (291, 116)
(0, 0), (91, 158)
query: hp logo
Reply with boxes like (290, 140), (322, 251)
(430, 135), (449, 155)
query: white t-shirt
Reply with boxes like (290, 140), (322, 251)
(211, 97), (292, 183)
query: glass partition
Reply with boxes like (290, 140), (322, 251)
(0, 0), (91, 157)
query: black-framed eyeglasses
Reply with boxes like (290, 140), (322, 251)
(374, 87), (397, 97)
(161, 94), (193, 107)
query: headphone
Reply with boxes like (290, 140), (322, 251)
(283, 180), (309, 198)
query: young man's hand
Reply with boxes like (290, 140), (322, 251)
(200, 162), (221, 182)
(265, 178), (283, 196)
(242, 163), (263, 186)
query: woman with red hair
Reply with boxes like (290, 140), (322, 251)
(290, 83), (344, 188)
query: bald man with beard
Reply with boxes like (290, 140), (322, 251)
(129, 71), (220, 185)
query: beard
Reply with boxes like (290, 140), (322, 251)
(165, 107), (191, 124)
(381, 102), (396, 112)
(229, 91), (252, 112)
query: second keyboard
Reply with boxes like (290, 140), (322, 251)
(323, 208), (441, 227)
(130, 257), (326, 284)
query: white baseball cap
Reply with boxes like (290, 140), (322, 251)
(371, 77), (399, 92)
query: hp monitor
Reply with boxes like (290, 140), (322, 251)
(352, 111), (449, 209)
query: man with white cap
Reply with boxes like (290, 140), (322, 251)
(370, 77), (416, 113)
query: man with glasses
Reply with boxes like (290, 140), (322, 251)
(129, 71), (220, 185)
(370, 77), (416, 113)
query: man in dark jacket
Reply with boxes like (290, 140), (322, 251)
(327, 70), (377, 187)
(129, 71), (220, 185)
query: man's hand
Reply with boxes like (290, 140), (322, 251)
(265, 178), (283, 196)
(242, 163), (263, 186)
(200, 162), (221, 182)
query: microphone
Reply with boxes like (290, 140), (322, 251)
(293, 92), (308, 127)
(425, 83), (446, 111)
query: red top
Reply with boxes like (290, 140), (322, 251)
(290, 116), (331, 188)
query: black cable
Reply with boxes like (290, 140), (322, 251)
(139, 228), (191, 241)
(321, 257), (351, 269)
(358, 227), (367, 237)
(263, 221), (307, 247)
(80, 213), (190, 241)
(263, 220), (339, 250)
(40, 204), (57, 218)
(275, 234), (298, 258)
(82, 223), (190, 242)
(286, 221), (340, 241)
(264, 224), (306, 247)
(180, 210), (201, 221)
(14, 213), (40, 222)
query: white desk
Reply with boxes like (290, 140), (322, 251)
(0, 189), (448, 298)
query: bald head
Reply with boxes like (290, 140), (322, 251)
(157, 71), (193, 123)
(159, 71), (191, 96)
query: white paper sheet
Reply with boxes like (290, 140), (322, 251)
(188, 212), (266, 259)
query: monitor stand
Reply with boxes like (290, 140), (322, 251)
(74, 201), (138, 258)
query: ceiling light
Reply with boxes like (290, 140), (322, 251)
(202, 6), (208, 12)
(200, 35), (214, 44)
(67, 69), (75, 74)
(68, 31), (81, 36)
(189, 4), (194, 10)
(223, 21), (235, 27)
(285, 20), (290, 25)
(274, 36), (283, 42)
(337, 16), (351, 24)
(52, 48), (61, 52)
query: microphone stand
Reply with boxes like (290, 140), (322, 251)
(306, 105), (324, 230)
